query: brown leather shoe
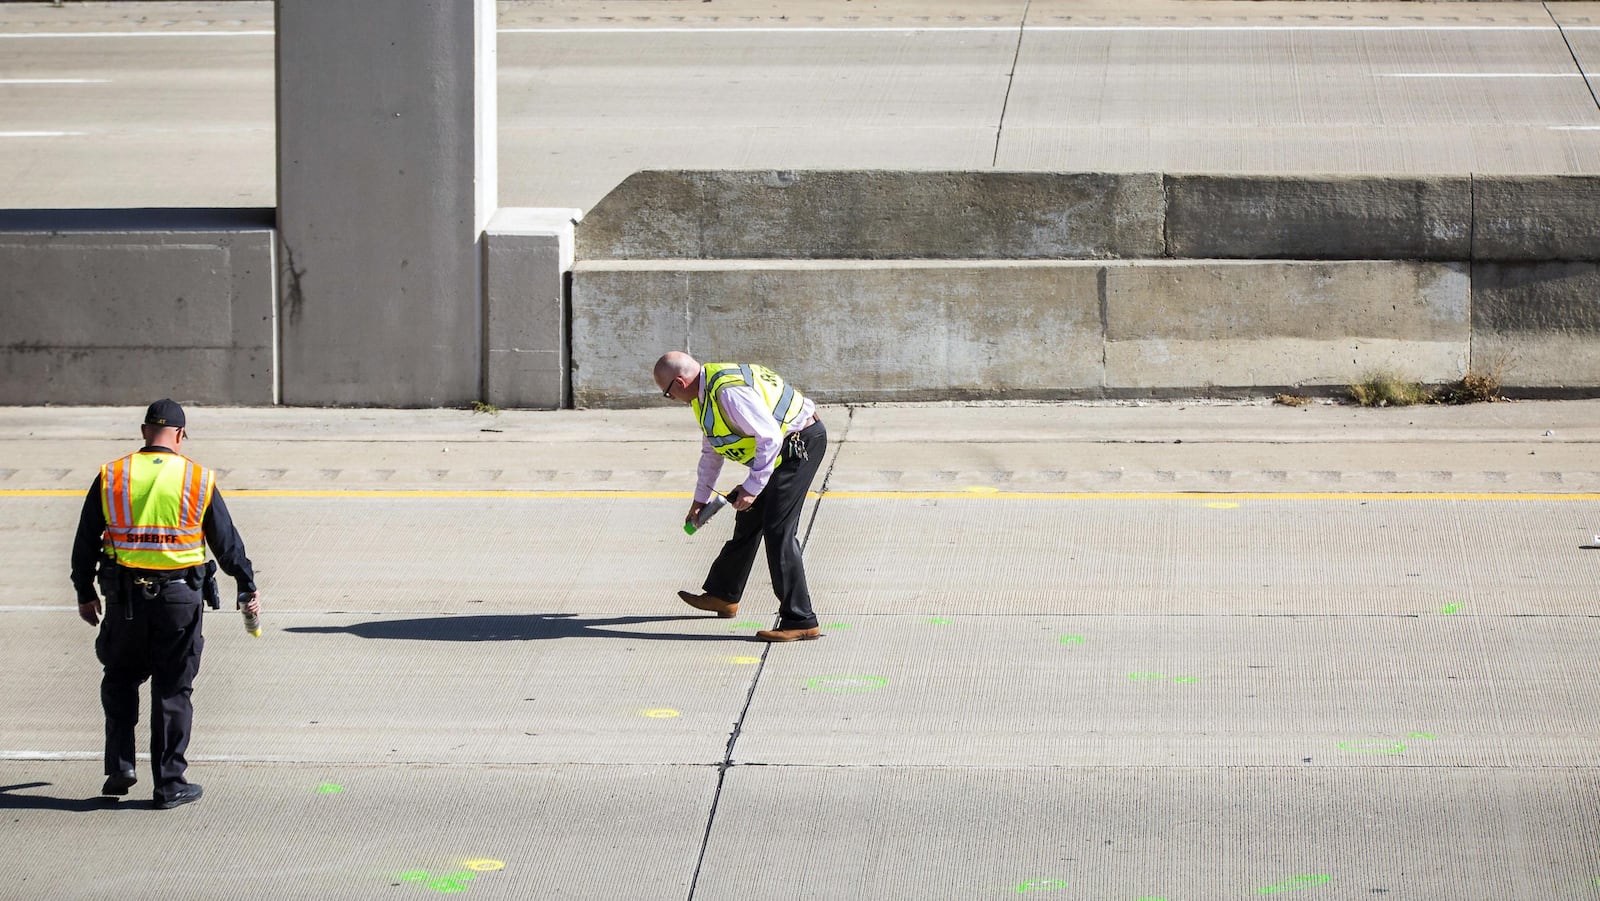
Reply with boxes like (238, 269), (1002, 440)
(678, 590), (738, 619)
(755, 626), (821, 642)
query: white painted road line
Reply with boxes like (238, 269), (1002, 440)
(0, 30), (272, 39)
(0, 24), (1569, 39)
(501, 25), (1559, 34)
(1379, 73), (1586, 79)
(0, 131), (86, 137)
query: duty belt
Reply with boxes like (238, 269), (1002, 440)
(116, 564), (203, 601)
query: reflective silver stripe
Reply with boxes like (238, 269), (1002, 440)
(706, 366), (745, 396)
(182, 461), (197, 525)
(703, 364), (751, 440)
(111, 540), (205, 551)
(738, 363), (755, 388)
(698, 399), (714, 435)
(773, 382), (795, 423)
(108, 525), (192, 537)
(701, 365), (742, 436)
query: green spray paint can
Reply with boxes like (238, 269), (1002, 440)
(684, 493), (729, 535)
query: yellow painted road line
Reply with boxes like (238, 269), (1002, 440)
(4, 488), (1600, 501)
(824, 490), (1600, 501)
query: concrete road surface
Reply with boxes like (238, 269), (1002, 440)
(4, 399), (1600, 899)
(2, 1), (1600, 210)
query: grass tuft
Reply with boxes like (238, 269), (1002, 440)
(1349, 372), (1433, 407)
(1431, 370), (1503, 405)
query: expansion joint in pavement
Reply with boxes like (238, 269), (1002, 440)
(686, 405), (854, 900)
(1548, 2), (1600, 113)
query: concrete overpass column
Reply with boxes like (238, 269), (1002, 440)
(275, 0), (496, 405)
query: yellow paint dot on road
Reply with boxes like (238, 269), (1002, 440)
(729, 656), (761, 665)
(643, 709), (680, 718)
(463, 859), (505, 872)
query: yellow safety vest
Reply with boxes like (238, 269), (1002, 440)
(691, 363), (806, 468)
(99, 451), (214, 570)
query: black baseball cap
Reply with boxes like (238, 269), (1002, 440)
(143, 398), (186, 429)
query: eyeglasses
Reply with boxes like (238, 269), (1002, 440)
(662, 378), (677, 399)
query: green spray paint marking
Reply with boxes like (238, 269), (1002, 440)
(825, 623), (851, 630)
(316, 782), (343, 794)
(398, 860), (503, 894)
(1338, 740), (1406, 755)
(927, 617), (952, 625)
(1059, 635), (1086, 645)
(806, 675), (888, 693)
(432, 874), (474, 894)
(1014, 878), (1067, 893)
(726, 621), (765, 629)
(1257, 874), (1330, 893)
(1130, 672), (1198, 683)
(399, 870), (474, 894)
(1440, 603), (1461, 615)
(1341, 732), (1435, 755)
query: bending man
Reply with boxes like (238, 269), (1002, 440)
(655, 352), (826, 642)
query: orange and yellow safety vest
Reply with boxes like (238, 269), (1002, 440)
(99, 451), (214, 570)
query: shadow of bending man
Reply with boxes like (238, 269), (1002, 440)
(284, 613), (753, 642)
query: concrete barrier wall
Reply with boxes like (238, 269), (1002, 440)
(577, 171), (1165, 260)
(1471, 261), (1600, 389)
(1164, 175), (1472, 261)
(573, 170), (1600, 406)
(0, 209), (276, 405)
(572, 261), (1105, 405)
(4, 172), (1598, 408)
(1104, 261), (1469, 390)
(572, 259), (1470, 405)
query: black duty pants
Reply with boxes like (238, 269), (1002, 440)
(703, 420), (827, 630)
(95, 569), (205, 802)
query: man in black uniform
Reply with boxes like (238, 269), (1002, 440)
(70, 399), (260, 809)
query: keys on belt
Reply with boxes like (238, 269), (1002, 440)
(784, 430), (809, 462)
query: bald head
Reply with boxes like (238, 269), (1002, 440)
(654, 352), (702, 402)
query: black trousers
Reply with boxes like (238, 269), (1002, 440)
(703, 420), (827, 630)
(95, 569), (205, 801)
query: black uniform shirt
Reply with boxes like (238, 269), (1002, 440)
(69, 445), (258, 605)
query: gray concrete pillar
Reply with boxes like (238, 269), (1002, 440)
(484, 208), (582, 410)
(276, 0), (496, 406)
